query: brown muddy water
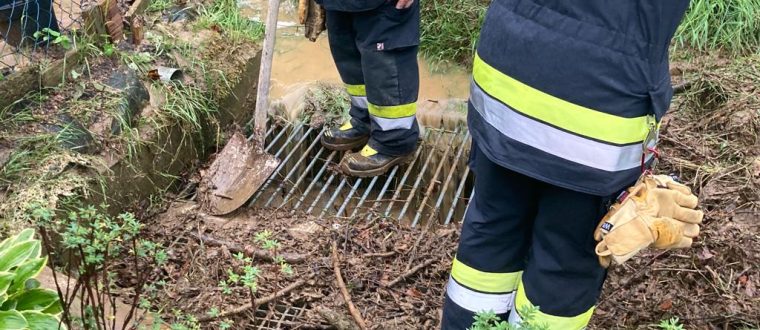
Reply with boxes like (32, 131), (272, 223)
(238, 0), (470, 101)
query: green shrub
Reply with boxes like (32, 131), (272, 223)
(0, 228), (66, 330)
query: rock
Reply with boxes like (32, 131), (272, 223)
(287, 220), (322, 241)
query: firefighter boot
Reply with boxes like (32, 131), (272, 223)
(340, 145), (413, 177)
(321, 120), (369, 151)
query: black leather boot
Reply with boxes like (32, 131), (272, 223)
(321, 121), (369, 151)
(340, 145), (413, 177)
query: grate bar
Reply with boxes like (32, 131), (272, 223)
(262, 128), (326, 207)
(383, 129), (441, 218)
(427, 131), (470, 225)
(282, 149), (336, 208)
(349, 176), (379, 218)
(335, 178), (363, 217)
(318, 176), (350, 218)
(445, 165), (471, 225)
(294, 150), (337, 210)
(410, 128), (462, 226)
(249, 125), (315, 205)
(364, 165), (400, 220)
(307, 172), (338, 214)
(398, 129), (458, 222)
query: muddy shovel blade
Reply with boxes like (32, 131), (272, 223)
(198, 132), (280, 215)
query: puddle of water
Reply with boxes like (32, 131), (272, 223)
(239, 0), (470, 101)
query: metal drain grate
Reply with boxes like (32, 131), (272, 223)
(246, 121), (474, 226)
(252, 302), (314, 329)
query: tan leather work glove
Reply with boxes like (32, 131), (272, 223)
(594, 175), (704, 268)
(298, 0), (326, 41)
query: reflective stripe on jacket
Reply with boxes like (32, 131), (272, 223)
(470, 0), (689, 195)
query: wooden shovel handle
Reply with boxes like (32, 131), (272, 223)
(254, 0), (281, 143)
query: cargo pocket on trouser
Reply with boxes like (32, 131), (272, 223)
(352, 1), (421, 156)
(354, 0), (420, 52)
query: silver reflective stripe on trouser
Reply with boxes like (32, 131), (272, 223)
(351, 95), (369, 109)
(469, 81), (655, 172)
(371, 115), (416, 131)
(446, 277), (515, 314)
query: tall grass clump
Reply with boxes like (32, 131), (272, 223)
(675, 0), (760, 54)
(420, 0), (490, 68)
(197, 0), (265, 42)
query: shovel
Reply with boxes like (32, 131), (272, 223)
(198, 0), (282, 215)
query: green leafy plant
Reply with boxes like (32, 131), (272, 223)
(469, 306), (548, 330)
(29, 204), (167, 329)
(0, 228), (66, 330)
(659, 317), (685, 330)
(33, 28), (72, 50)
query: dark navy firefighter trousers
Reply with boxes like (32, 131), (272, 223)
(323, 0), (421, 156)
(441, 144), (621, 329)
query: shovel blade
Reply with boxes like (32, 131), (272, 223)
(199, 132), (280, 215)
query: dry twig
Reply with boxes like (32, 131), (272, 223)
(198, 278), (310, 322)
(331, 241), (368, 330)
(385, 259), (436, 288)
(190, 232), (307, 263)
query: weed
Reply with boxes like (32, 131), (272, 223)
(155, 81), (217, 132)
(659, 317), (685, 330)
(469, 306), (548, 330)
(34, 28), (73, 50)
(147, 0), (173, 13)
(196, 0), (264, 42)
(675, 0), (760, 54)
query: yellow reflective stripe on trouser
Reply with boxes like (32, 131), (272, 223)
(472, 53), (651, 145)
(509, 280), (594, 330)
(446, 277), (515, 314)
(345, 84), (366, 96)
(368, 102), (417, 119)
(450, 257), (520, 293)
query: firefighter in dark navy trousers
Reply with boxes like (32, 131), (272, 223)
(315, 0), (420, 177)
(441, 1), (701, 329)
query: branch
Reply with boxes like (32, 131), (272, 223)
(198, 278), (309, 322)
(384, 259), (436, 288)
(190, 232), (307, 263)
(331, 241), (368, 330)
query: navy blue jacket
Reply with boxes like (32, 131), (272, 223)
(316, 0), (387, 12)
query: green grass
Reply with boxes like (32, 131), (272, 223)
(156, 81), (217, 132)
(675, 0), (760, 54)
(147, 0), (173, 13)
(419, 0), (760, 67)
(197, 0), (265, 42)
(420, 0), (489, 68)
